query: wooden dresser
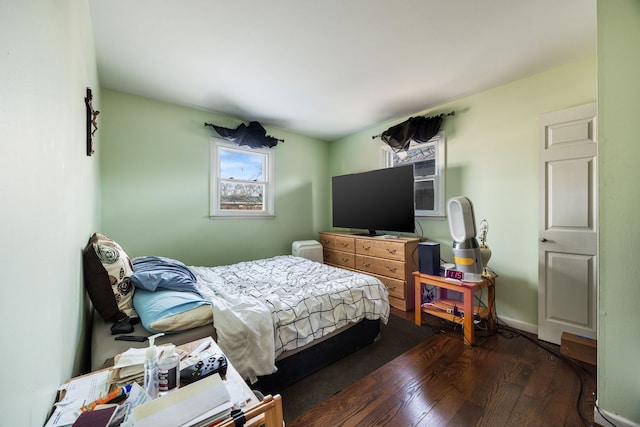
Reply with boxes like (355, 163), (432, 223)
(318, 231), (420, 311)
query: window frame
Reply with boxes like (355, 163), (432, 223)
(209, 139), (275, 218)
(382, 131), (446, 218)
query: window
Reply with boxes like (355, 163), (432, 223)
(210, 139), (274, 217)
(383, 132), (445, 217)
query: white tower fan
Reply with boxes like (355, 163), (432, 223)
(447, 197), (483, 282)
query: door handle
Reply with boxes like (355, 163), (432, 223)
(540, 238), (548, 242)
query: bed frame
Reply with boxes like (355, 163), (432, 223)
(251, 318), (381, 393)
(91, 310), (381, 391)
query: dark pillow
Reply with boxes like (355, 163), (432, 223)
(83, 233), (137, 322)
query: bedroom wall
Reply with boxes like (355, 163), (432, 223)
(597, 1), (640, 425)
(99, 90), (330, 266)
(0, 1), (100, 426)
(328, 56), (597, 331)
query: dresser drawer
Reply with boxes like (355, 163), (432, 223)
(355, 238), (406, 261)
(368, 273), (406, 300)
(319, 233), (355, 252)
(355, 255), (405, 280)
(318, 232), (335, 249)
(334, 235), (355, 252)
(323, 248), (355, 269)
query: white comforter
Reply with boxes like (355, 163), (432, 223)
(189, 255), (390, 381)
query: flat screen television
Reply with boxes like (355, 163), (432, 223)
(332, 165), (415, 236)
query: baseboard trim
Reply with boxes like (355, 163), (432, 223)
(594, 400), (640, 427)
(496, 315), (537, 335)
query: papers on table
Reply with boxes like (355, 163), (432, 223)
(45, 340), (246, 427)
(46, 372), (236, 427)
(112, 344), (188, 388)
(44, 370), (111, 427)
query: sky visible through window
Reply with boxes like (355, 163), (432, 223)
(220, 149), (263, 181)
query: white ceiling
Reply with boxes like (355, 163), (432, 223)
(88, 0), (596, 141)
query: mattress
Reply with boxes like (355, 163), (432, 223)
(190, 255), (390, 380)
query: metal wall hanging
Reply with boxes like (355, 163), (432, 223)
(85, 87), (100, 156)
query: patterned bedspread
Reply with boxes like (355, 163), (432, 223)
(189, 255), (389, 381)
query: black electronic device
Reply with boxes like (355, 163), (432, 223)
(114, 335), (148, 342)
(180, 353), (228, 384)
(418, 241), (441, 275)
(332, 165), (415, 236)
(110, 318), (134, 335)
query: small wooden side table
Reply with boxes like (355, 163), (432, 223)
(413, 271), (496, 345)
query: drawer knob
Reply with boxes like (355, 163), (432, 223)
(362, 245), (371, 251)
(340, 242), (349, 247)
(362, 261), (371, 267)
(387, 285), (396, 291)
(341, 257), (350, 263)
(385, 248), (397, 254)
(386, 266), (397, 273)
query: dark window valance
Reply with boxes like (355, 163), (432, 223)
(373, 112), (454, 152)
(205, 121), (283, 149)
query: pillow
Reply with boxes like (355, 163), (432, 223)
(83, 233), (137, 322)
(131, 256), (201, 295)
(150, 304), (213, 332)
(133, 288), (213, 333)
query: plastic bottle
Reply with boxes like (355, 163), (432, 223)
(158, 345), (180, 396)
(143, 347), (159, 399)
(143, 333), (163, 399)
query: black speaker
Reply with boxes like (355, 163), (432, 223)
(419, 242), (441, 276)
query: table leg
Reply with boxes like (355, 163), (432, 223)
(414, 276), (422, 326)
(487, 282), (496, 330)
(463, 286), (475, 345)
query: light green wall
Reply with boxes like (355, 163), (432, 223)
(0, 1), (100, 426)
(597, 1), (640, 424)
(100, 90), (330, 265)
(4, 1), (636, 424)
(329, 56), (597, 329)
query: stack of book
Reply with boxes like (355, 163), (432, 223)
(132, 374), (232, 427)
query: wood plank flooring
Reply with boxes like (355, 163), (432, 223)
(286, 310), (597, 427)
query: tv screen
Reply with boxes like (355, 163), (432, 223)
(332, 165), (415, 236)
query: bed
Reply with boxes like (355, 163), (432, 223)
(85, 234), (390, 389)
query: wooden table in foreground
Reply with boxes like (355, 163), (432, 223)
(413, 271), (496, 345)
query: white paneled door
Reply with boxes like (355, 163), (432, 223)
(538, 103), (597, 344)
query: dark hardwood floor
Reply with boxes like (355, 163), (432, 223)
(287, 309), (597, 427)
